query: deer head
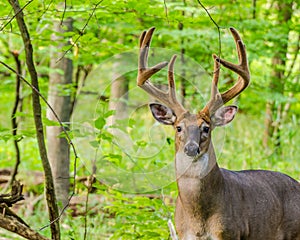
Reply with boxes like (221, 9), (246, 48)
(137, 27), (250, 166)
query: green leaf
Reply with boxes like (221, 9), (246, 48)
(44, 118), (61, 127)
(104, 153), (122, 164)
(104, 110), (116, 118)
(99, 131), (113, 141)
(135, 140), (148, 148)
(128, 118), (136, 128)
(89, 140), (100, 148)
(0, 133), (12, 142)
(94, 117), (106, 130)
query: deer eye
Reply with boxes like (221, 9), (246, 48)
(203, 126), (210, 133)
(176, 126), (182, 132)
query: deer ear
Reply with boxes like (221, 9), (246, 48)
(212, 105), (238, 127)
(149, 103), (176, 125)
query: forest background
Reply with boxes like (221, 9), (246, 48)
(0, 0), (299, 239)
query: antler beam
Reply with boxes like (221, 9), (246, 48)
(137, 27), (186, 117)
(202, 27), (250, 115)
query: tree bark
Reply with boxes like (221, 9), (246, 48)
(0, 181), (50, 240)
(0, 212), (50, 240)
(7, 0), (60, 239)
(47, 17), (73, 209)
(107, 59), (129, 126)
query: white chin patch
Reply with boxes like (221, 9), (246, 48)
(192, 150), (206, 162)
(176, 152), (211, 178)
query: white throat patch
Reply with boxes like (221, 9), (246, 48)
(175, 152), (212, 179)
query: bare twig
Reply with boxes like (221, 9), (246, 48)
(37, 0), (54, 21)
(196, 0), (222, 59)
(83, 133), (99, 240)
(60, 0), (67, 25)
(56, 0), (104, 62)
(83, 174), (96, 240)
(0, 181), (24, 207)
(0, 0), (33, 32)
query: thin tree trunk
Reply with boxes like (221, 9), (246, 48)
(7, 0), (60, 239)
(108, 60), (129, 126)
(47, 17), (73, 208)
(4, 51), (23, 192)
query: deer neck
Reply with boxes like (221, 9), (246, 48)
(175, 142), (219, 179)
(175, 142), (224, 209)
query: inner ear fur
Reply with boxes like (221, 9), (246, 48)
(149, 103), (176, 125)
(211, 105), (238, 127)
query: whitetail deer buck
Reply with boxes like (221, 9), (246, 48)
(137, 27), (300, 240)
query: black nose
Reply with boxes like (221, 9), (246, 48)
(184, 142), (200, 157)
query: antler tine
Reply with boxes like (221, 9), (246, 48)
(216, 27), (250, 103)
(202, 56), (223, 115)
(138, 27), (168, 85)
(168, 55), (186, 116)
(202, 27), (250, 116)
(137, 27), (186, 117)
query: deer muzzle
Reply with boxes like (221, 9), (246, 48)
(184, 126), (201, 157)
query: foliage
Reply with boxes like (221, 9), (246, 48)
(0, 0), (299, 239)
